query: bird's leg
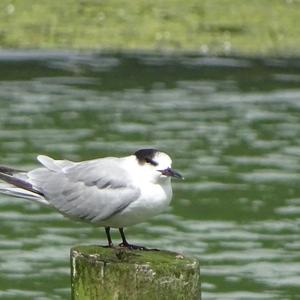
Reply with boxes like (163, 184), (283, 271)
(119, 227), (129, 246)
(118, 227), (148, 250)
(105, 226), (113, 247)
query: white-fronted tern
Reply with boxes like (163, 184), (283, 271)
(0, 149), (182, 250)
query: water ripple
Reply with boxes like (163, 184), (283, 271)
(0, 53), (300, 299)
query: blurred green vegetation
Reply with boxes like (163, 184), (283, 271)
(0, 0), (300, 56)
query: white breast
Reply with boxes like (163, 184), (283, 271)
(102, 181), (173, 228)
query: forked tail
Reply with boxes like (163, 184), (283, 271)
(0, 166), (49, 206)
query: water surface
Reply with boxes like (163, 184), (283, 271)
(0, 51), (300, 299)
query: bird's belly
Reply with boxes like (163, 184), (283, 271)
(103, 184), (172, 228)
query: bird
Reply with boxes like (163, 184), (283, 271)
(0, 149), (183, 250)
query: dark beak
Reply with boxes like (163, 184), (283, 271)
(159, 168), (184, 179)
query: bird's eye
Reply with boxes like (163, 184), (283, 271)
(145, 158), (158, 166)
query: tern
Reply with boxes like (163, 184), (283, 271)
(0, 149), (182, 250)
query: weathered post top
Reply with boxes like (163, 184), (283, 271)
(71, 245), (201, 300)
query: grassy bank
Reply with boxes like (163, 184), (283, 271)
(0, 0), (300, 56)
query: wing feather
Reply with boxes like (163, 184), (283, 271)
(28, 156), (140, 223)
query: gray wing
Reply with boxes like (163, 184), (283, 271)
(28, 156), (140, 223)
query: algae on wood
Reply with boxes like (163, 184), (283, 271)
(71, 245), (200, 300)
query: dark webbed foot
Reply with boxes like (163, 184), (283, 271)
(118, 227), (159, 251)
(117, 227), (160, 251)
(118, 242), (148, 250)
(103, 227), (160, 250)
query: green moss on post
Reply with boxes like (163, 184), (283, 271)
(71, 245), (201, 300)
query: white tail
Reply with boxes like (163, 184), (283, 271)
(0, 166), (49, 206)
(0, 184), (49, 206)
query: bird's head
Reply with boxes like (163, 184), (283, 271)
(134, 149), (183, 183)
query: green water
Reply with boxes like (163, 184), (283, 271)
(0, 51), (300, 299)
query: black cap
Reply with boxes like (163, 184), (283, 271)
(134, 149), (159, 165)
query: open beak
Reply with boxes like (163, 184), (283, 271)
(159, 168), (184, 179)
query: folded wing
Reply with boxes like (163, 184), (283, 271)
(28, 156), (140, 224)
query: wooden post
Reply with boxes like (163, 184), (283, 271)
(71, 245), (201, 300)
